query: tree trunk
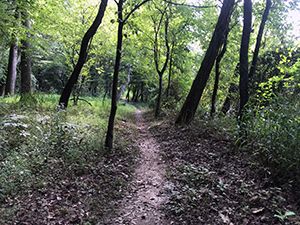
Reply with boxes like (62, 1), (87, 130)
(59, 0), (108, 108)
(105, 1), (124, 150)
(5, 42), (18, 96)
(103, 89), (108, 101)
(133, 86), (139, 102)
(176, 0), (235, 125)
(210, 29), (229, 117)
(0, 85), (4, 96)
(20, 18), (32, 95)
(126, 86), (131, 102)
(166, 44), (174, 97)
(238, 0), (252, 118)
(153, 8), (170, 118)
(249, 0), (271, 80)
(131, 87), (136, 102)
(155, 75), (163, 117)
(140, 82), (144, 102)
(221, 83), (238, 114)
(104, 0), (150, 149)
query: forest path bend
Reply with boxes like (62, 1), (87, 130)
(111, 109), (169, 225)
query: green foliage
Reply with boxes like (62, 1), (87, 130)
(245, 94), (300, 180)
(274, 210), (296, 222)
(0, 95), (136, 198)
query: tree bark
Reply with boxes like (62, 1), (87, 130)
(140, 82), (144, 102)
(176, 0), (235, 125)
(59, 0), (108, 108)
(238, 0), (252, 117)
(126, 85), (131, 102)
(166, 43), (174, 97)
(153, 8), (170, 118)
(105, 0), (151, 150)
(20, 18), (32, 95)
(221, 83), (238, 114)
(131, 87), (136, 101)
(5, 42), (18, 96)
(249, 0), (271, 79)
(210, 29), (229, 117)
(155, 75), (163, 117)
(0, 85), (4, 96)
(105, 1), (124, 149)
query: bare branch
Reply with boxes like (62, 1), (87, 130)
(123, 0), (151, 23)
(153, 8), (168, 74)
(160, 14), (170, 76)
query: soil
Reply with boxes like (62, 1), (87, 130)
(111, 110), (169, 225)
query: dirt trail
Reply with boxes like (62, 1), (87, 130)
(111, 110), (168, 225)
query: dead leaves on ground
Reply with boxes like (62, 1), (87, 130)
(0, 120), (139, 225)
(147, 116), (300, 225)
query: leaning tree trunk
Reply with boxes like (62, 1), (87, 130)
(59, 0), (108, 108)
(20, 18), (32, 95)
(249, 0), (271, 80)
(5, 41), (18, 96)
(176, 0), (235, 125)
(238, 0), (252, 118)
(105, 1), (124, 149)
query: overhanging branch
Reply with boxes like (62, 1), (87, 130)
(123, 0), (151, 23)
(164, 0), (216, 9)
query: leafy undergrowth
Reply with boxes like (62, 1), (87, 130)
(147, 114), (300, 225)
(0, 95), (139, 224)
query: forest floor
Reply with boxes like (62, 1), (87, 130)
(1, 100), (299, 224)
(111, 109), (300, 225)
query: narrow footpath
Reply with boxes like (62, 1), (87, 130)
(111, 110), (168, 225)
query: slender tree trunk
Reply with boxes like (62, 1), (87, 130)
(221, 83), (238, 114)
(239, 0), (252, 117)
(155, 75), (163, 117)
(210, 29), (229, 117)
(5, 42), (18, 96)
(249, 0), (271, 80)
(133, 87), (139, 102)
(153, 8), (170, 118)
(105, 1), (124, 149)
(0, 85), (4, 96)
(126, 86), (131, 102)
(131, 87), (136, 102)
(176, 0), (235, 125)
(20, 18), (32, 95)
(59, 0), (108, 108)
(166, 44), (174, 97)
(221, 63), (239, 114)
(103, 90), (108, 101)
(105, 0), (150, 149)
(140, 82), (144, 102)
